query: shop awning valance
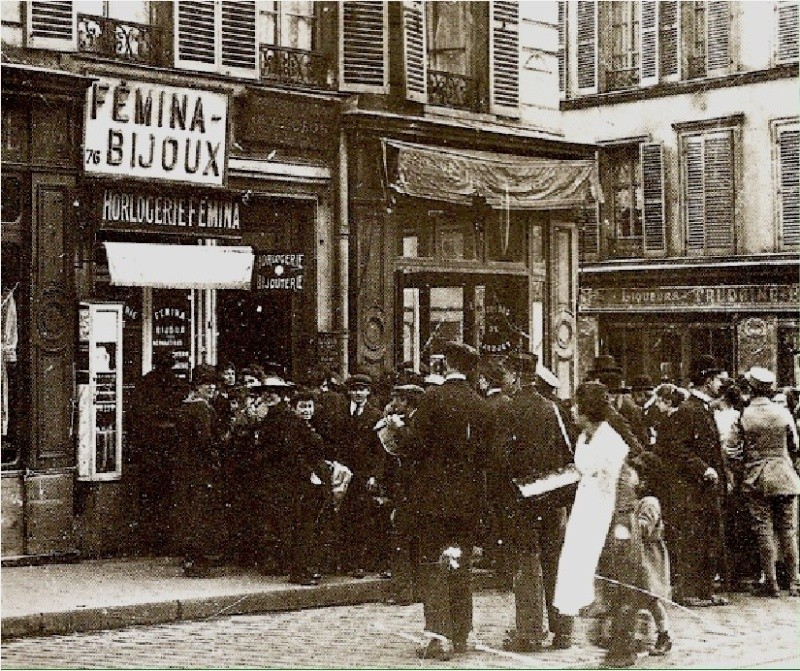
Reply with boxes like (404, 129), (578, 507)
(385, 139), (601, 210)
(104, 242), (254, 289)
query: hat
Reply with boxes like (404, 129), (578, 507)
(631, 374), (654, 392)
(346, 373), (372, 389)
(261, 375), (292, 390)
(575, 381), (610, 422)
(588, 354), (621, 377)
(191, 364), (218, 386)
(424, 373), (445, 386)
(392, 383), (425, 396)
(746, 366), (776, 386)
(597, 370), (631, 394)
(510, 351), (538, 375)
(442, 341), (480, 372)
(480, 359), (508, 388)
(536, 364), (560, 389)
(690, 354), (722, 385)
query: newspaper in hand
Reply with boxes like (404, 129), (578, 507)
(512, 465), (580, 499)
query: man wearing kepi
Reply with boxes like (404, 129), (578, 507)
(503, 352), (575, 652)
(740, 366), (800, 597)
(406, 341), (489, 660)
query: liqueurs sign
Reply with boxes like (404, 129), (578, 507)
(84, 78), (228, 186)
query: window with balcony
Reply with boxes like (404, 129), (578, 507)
(258, 1), (329, 88)
(608, 1), (639, 90)
(75, 1), (155, 63)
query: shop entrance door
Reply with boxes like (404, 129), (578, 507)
(397, 272), (528, 370)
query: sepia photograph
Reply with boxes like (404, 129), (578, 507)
(1, 0), (799, 668)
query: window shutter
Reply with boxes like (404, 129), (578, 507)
(578, 205), (599, 258)
(403, 0), (426, 103)
(490, 0), (520, 117)
(778, 125), (800, 247)
(704, 131), (734, 250)
(576, 1), (597, 93)
(27, 0), (76, 51)
(557, 1), (566, 95)
(639, 1), (659, 86)
(339, 0), (388, 93)
(641, 143), (666, 252)
(220, 1), (257, 79)
(175, 0), (218, 73)
(706, 1), (731, 76)
(684, 135), (706, 252)
(659, 1), (680, 80)
(776, 1), (799, 64)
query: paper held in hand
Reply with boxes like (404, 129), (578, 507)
(513, 465), (580, 499)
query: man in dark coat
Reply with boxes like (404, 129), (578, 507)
(333, 373), (386, 577)
(665, 354), (729, 606)
(405, 341), (489, 660)
(503, 352), (575, 652)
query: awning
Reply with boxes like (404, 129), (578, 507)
(104, 242), (254, 289)
(385, 139), (601, 210)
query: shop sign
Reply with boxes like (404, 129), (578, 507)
(480, 303), (513, 354)
(255, 253), (305, 290)
(99, 188), (240, 235)
(84, 77), (228, 186)
(579, 284), (800, 313)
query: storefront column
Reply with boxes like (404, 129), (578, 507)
(737, 315), (778, 374)
(336, 130), (350, 377)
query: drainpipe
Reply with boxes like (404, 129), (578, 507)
(336, 128), (350, 378)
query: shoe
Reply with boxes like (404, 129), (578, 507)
(379, 569), (393, 579)
(288, 575), (320, 586)
(502, 631), (541, 653)
(754, 583), (780, 598)
(602, 650), (638, 668)
(788, 586), (800, 597)
(452, 639), (468, 654)
(651, 631), (672, 656)
(350, 568), (366, 579)
(312, 572), (323, 581)
(550, 635), (572, 650)
(417, 638), (452, 661)
(182, 559), (210, 578)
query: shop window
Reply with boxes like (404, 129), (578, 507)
(2, 244), (25, 470)
(676, 117), (741, 256)
(75, 1), (157, 63)
(486, 210), (527, 263)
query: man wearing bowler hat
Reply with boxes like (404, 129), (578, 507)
(668, 354), (729, 606)
(406, 341), (489, 660)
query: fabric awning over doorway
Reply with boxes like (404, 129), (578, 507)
(103, 242), (254, 289)
(384, 139), (601, 209)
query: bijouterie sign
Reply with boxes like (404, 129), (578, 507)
(84, 77), (228, 186)
(255, 253), (305, 290)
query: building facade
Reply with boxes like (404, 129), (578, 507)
(560, 0), (799, 387)
(1, 1), (596, 561)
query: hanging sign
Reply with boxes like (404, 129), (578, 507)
(481, 303), (513, 354)
(254, 253), (305, 290)
(84, 77), (228, 186)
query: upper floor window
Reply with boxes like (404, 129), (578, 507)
(75, 0), (154, 62)
(259, 1), (316, 51)
(608, 1), (639, 91)
(607, 145), (643, 248)
(676, 117), (741, 256)
(774, 119), (800, 248)
(776, 1), (800, 64)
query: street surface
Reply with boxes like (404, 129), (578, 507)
(2, 590), (798, 669)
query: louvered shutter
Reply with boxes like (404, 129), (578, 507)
(576, 1), (597, 93)
(27, 0), (76, 51)
(175, 1), (217, 73)
(659, 1), (680, 81)
(776, 1), (799, 64)
(641, 143), (666, 253)
(705, 1), (731, 76)
(221, 1), (257, 79)
(684, 135), (706, 252)
(557, 1), (566, 95)
(578, 205), (599, 258)
(639, 1), (658, 86)
(403, 0), (426, 103)
(340, 0), (388, 93)
(490, 0), (520, 117)
(704, 131), (734, 251)
(778, 125), (800, 247)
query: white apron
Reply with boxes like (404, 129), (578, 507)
(553, 420), (628, 616)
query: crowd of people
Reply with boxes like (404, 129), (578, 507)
(129, 345), (800, 668)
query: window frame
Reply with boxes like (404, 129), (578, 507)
(608, 0), (640, 91)
(771, 117), (800, 250)
(258, 0), (318, 52)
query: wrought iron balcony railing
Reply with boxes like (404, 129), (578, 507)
(260, 45), (332, 89)
(606, 67), (640, 91)
(687, 55), (707, 79)
(77, 14), (158, 64)
(427, 70), (482, 112)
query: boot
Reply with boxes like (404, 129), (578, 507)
(651, 631), (672, 656)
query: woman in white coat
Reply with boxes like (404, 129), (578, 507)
(554, 381), (629, 617)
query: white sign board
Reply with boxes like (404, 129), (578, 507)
(84, 77), (228, 187)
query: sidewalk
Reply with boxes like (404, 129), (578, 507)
(1, 556), (392, 640)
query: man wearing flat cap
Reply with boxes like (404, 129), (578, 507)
(502, 351), (575, 652)
(333, 373), (385, 578)
(666, 354), (729, 606)
(404, 341), (489, 660)
(740, 366), (800, 596)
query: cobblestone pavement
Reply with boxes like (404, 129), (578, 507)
(2, 591), (798, 669)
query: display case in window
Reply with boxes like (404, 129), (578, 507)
(77, 301), (123, 481)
